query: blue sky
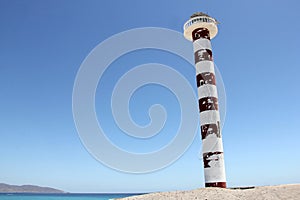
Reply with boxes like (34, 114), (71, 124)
(1, 0), (300, 193)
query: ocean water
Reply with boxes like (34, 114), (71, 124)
(0, 193), (141, 200)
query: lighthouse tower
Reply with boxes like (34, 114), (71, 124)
(183, 12), (226, 188)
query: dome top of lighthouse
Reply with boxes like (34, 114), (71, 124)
(190, 12), (211, 18)
(183, 12), (219, 41)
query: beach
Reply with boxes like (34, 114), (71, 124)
(120, 184), (300, 200)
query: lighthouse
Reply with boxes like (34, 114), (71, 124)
(183, 12), (227, 188)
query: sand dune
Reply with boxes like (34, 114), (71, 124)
(120, 184), (300, 200)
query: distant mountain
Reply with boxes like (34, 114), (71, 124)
(0, 183), (65, 193)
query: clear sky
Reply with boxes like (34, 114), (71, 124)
(1, 0), (300, 193)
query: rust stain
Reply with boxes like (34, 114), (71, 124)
(205, 182), (227, 188)
(203, 151), (223, 168)
(201, 121), (221, 139)
(196, 72), (216, 87)
(192, 28), (210, 41)
(194, 49), (212, 63)
(199, 97), (218, 112)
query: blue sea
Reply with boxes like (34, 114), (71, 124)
(0, 193), (143, 200)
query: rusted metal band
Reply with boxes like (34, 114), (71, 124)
(205, 182), (227, 188)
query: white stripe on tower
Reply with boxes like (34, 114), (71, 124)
(200, 110), (220, 125)
(195, 61), (215, 74)
(198, 85), (218, 99)
(192, 27), (226, 188)
(193, 38), (212, 52)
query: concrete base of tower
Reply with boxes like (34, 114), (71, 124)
(205, 182), (227, 188)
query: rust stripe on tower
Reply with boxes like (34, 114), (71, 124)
(194, 49), (213, 63)
(201, 122), (221, 140)
(198, 97), (219, 112)
(192, 28), (211, 40)
(203, 151), (224, 168)
(196, 72), (216, 87)
(205, 182), (227, 188)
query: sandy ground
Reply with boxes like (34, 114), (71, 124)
(120, 184), (300, 200)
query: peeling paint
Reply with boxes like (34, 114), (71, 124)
(192, 28), (210, 40)
(194, 49), (213, 63)
(201, 121), (221, 139)
(199, 97), (218, 112)
(196, 72), (216, 87)
(203, 151), (223, 168)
